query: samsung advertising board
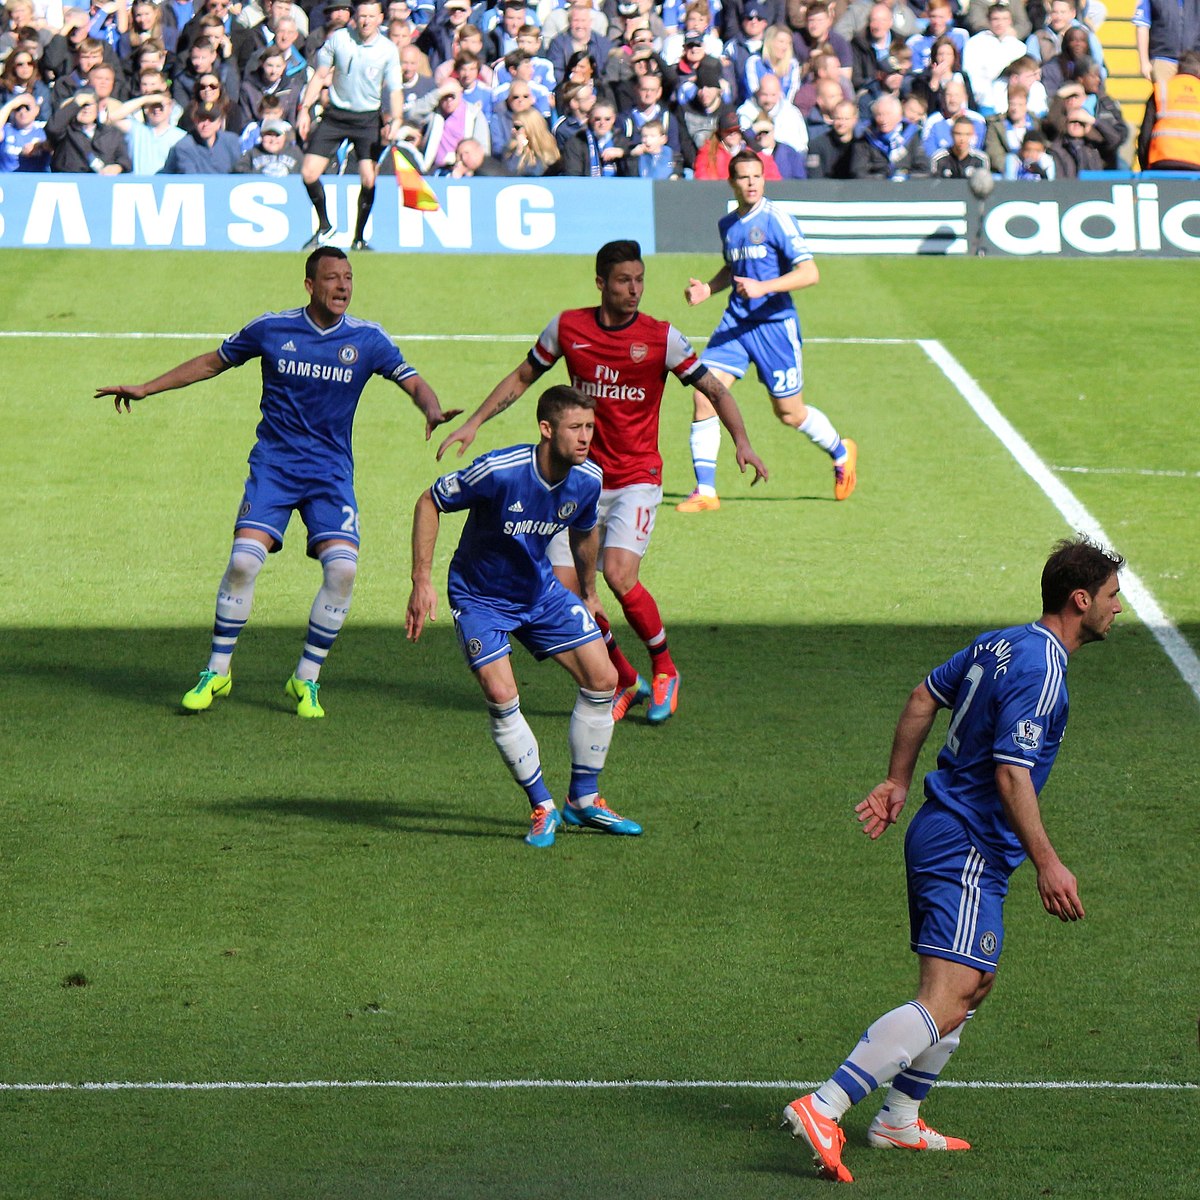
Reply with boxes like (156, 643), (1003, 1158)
(0, 175), (656, 254)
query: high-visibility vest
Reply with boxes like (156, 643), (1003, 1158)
(1149, 74), (1200, 168)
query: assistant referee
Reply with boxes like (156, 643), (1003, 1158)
(297, 0), (403, 251)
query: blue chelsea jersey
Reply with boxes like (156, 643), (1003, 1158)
(923, 622), (1071, 876)
(719, 197), (813, 325)
(432, 444), (602, 615)
(219, 307), (417, 477)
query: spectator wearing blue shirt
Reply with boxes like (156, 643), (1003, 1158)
(162, 97), (242, 169)
(0, 93), (50, 171)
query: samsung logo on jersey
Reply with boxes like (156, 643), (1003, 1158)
(570, 374), (647, 402)
(504, 519), (564, 536)
(728, 244), (769, 261)
(276, 359), (354, 382)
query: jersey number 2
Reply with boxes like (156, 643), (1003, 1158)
(944, 664), (985, 756)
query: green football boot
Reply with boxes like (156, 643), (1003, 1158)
(285, 675), (325, 719)
(181, 669), (232, 712)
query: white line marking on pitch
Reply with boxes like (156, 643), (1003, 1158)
(1053, 465), (1200, 479)
(0, 1078), (1193, 1093)
(920, 339), (1200, 708)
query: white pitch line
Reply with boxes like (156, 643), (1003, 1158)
(0, 1078), (1194, 1093)
(1054, 465), (1200, 479)
(920, 339), (1200, 708)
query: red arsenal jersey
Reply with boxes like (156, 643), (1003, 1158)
(528, 307), (704, 490)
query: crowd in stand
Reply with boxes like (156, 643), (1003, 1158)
(1, 0), (1198, 177)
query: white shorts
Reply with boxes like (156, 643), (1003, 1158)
(547, 483), (663, 569)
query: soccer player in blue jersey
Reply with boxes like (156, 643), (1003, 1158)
(406, 385), (642, 849)
(95, 248), (457, 719)
(783, 536), (1124, 1183)
(678, 149), (857, 512)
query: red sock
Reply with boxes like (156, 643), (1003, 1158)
(595, 611), (639, 690)
(617, 582), (676, 676)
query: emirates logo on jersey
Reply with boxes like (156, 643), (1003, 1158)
(629, 342), (648, 363)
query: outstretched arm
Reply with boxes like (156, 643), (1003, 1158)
(996, 763), (1084, 921)
(399, 372), (462, 441)
(405, 490), (442, 642)
(94, 349), (229, 412)
(856, 682), (940, 838)
(693, 370), (768, 485)
(436, 358), (538, 460)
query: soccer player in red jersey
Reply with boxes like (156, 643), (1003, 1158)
(438, 239), (768, 725)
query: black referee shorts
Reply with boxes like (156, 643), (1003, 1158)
(306, 106), (383, 162)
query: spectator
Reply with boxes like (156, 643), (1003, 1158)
(180, 71), (239, 132)
(964, 0), (1031, 38)
(42, 11), (105, 87)
(484, 0), (529, 63)
(930, 112), (990, 174)
(796, 1), (852, 76)
(849, 6), (902, 92)
(1042, 75), (1120, 167)
(805, 95), (859, 176)
(802, 76), (847, 139)
(447, 133), (509, 172)
(128, 38), (170, 87)
(560, 97), (634, 172)
(906, 0), (967, 72)
(856, 47), (910, 121)
(306, 0), (353, 61)
(838, 0), (920, 43)
(501, 105), (561, 173)
(1134, 0), (1200, 84)
(1046, 104), (1102, 174)
(118, 0), (164, 60)
(450, 49), (494, 113)
(238, 90), (284, 147)
(553, 77), (595, 146)
(46, 85), (131, 170)
(416, 0), (467, 69)
(738, 71), (806, 149)
(745, 23), (802, 101)
(112, 85), (185, 171)
(548, 0), (613, 81)
(670, 32), (722, 100)
(174, 37), (239, 109)
(235, 0), (304, 72)
(556, 47), (613, 107)
(1027, 0), (1104, 70)
(1038, 24), (1091, 95)
(908, 32), (974, 117)
(751, 111), (804, 175)
(487, 24), (556, 95)
(400, 41), (436, 117)
(631, 114), (681, 175)
(0, 93), (51, 171)
(233, 114), (302, 171)
(135, 67), (183, 121)
(540, 0), (608, 44)
(0, 0), (46, 59)
(0, 47), (53, 118)
(851, 91), (929, 176)
(724, 1), (769, 103)
(238, 44), (301, 126)
(990, 53), (1048, 116)
(693, 105), (769, 176)
(419, 77), (489, 170)
(1138, 50), (1200, 165)
(1005, 126), (1054, 176)
(921, 76), (985, 153)
(164, 97), (240, 168)
(1078, 56), (1127, 167)
(619, 68), (680, 151)
(794, 47), (853, 113)
(983, 78), (1041, 170)
(962, 1), (1025, 112)
(677, 55), (730, 169)
(50, 33), (106, 107)
(662, 2), (722, 64)
(84, 0), (130, 56)
(488, 70), (536, 150)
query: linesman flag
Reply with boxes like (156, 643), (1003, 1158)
(391, 142), (439, 212)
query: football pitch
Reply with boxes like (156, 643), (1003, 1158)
(2, 250), (1198, 1199)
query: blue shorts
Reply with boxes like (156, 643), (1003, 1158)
(449, 577), (603, 672)
(702, 310), (804, 398)
(904, 802), (1009, 973)
(236, 463), (360, 557)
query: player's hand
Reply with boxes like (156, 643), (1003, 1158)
(684, 277), (710, 306)
(1036, 858), (1085, 922)
(436, 422), (476, 461)
(296, 108), (311, 140)
(855, 780), (907, 839)
(733, 275), (767, 300)
(405, 580), (438, 642)
(733, 441), (768, 485)
(581, 592), (609, 628)
(95, 384), (148, 412)
(424, 408), (464, 441)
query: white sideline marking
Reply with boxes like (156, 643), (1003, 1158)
(0, 1078), (1194, 1093)
(919, 340), (1200, 709)
(1053, 465), (1200, 479)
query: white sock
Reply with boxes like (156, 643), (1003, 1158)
(688, 416), (721, 495)
(876, 1010), (974, 1126)
(488, 697), (553, 807)
(812, 1000), (940, 1120)
(294, 545), (357, 682)
(207, 537), (267, 675)
(798, 406), (842, 457)
(567, 686), (615, 804)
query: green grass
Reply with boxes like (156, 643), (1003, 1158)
(2, 251), (1198, 1198)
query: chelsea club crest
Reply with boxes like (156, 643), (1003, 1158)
(339, 345), (359, 365)
(557, 502), (578, 520)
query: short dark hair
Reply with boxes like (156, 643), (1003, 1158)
(305, 245), (349, 278)
(536, 384), (595, 425)
(595, 239), (642, 282)
(1040, 535), (1124, 612)
(727, 147), (762, 180)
